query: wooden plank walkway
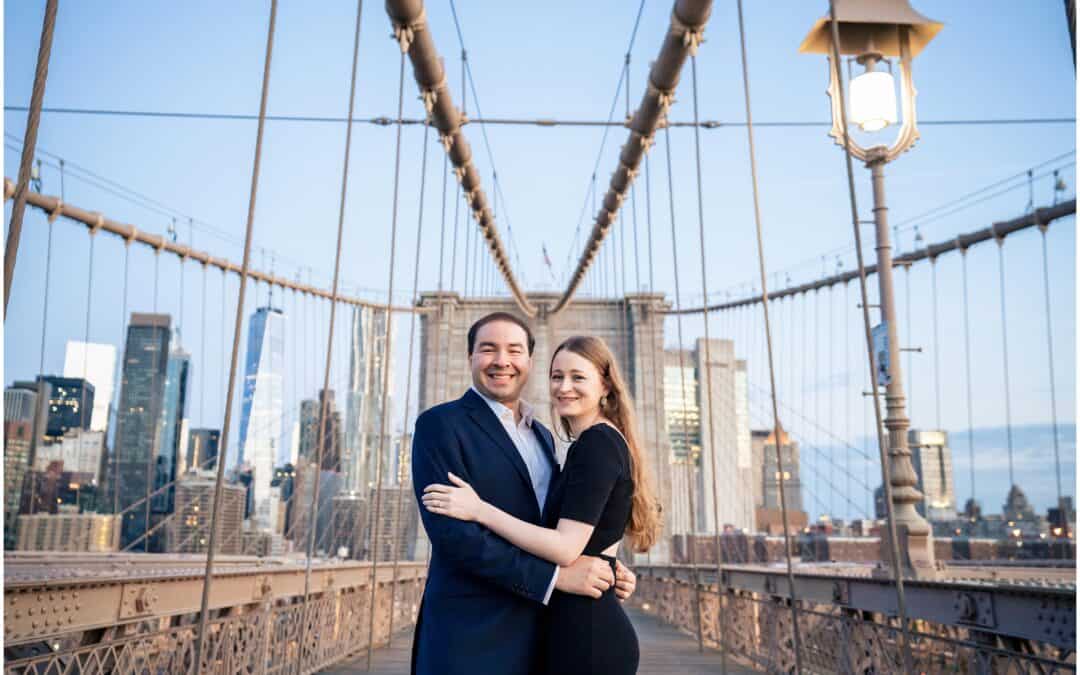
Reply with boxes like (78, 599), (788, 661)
(324, 609), (757, 674)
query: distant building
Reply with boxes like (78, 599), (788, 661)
(62, 341), (116, 432)
(344, 306), (394, 494)
(331, 493), (368, 559)
(1048, 496), (1075, 536)
(34, 429), (106, 484)
(16, 510), (120, 552)
(285, 458), (342, 552)
(4, 421), (33, 549)
(37, 375), (94, 442)
(367, 486), (420, 562)
(298, 390), (344, 472)
(112, 313), (171, 552)
(751, 426), (806, 533)
(153, 342), (191, 520)
(664, 339), (753, 534)
(171, 472), (246, 555)
(10, 380), (51, 467)
(19, 460), (65, 515)
(5, 383), (38, 423)
(185, 428), (221, 474)
(908, 429), (956, 521)
(238, 306), (285, 532)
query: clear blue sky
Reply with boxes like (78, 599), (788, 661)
(4, 1), (1076, 521)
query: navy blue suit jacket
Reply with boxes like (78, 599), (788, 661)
(411, 389), (561, 675)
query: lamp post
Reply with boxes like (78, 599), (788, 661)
(801, 0), (942, 576)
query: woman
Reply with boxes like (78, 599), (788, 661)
(422, 335), (661, 674)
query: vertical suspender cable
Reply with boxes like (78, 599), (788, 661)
(662, 124), (705, 654)
(826, 5), (913, 672)
(298, 2), (364, 668)
(388, 120), (430, 642)
(994, 237), (1016, 488)
(904, 265), (914, 423)
(4, 0), (58, 314)
(845, 278), (852, 515)
(643, 153), (666, 565)
(193, 2), (277, 670)
(143, 251), (161, 552)
(200, 260), (208, 426)
(931, 258), (942, 430)
(828, 282), (834, 517)
(366, 48), (407, 672)
(434, 151), (449, 405)
(112, 241), (131, 516)
(733, 4), (803, 669)
(960, 249), (976, 511)
(1038, 224), (1063, 508)
(688, 53), (729, 672)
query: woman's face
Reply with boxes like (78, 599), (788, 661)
(550, 349), (609, 420)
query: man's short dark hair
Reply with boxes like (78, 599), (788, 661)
(467, 312), (536, 355)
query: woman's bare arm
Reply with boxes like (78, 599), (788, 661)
(423, 472), (593, 566)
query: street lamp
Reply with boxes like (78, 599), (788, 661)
(801, 0), (942, 577)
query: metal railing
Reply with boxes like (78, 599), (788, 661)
(629, 565), (1076, 674)
(4, 554), (426, 675)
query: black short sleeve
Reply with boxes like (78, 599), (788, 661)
(559, 426), (626, 526)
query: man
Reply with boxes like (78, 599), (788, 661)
(411, 312), (637, 675)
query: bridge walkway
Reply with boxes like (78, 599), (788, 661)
(324, 608), (754, 674)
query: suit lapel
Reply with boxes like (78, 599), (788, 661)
(463, 389), (535, 495)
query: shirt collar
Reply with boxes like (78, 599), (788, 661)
(471, 386), (534, 428)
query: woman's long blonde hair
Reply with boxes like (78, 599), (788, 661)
(550, 335), (661, 553)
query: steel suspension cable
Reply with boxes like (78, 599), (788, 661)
(112, 240), (131, 516)
(642, 152), (666, 565)
(1038, 224), (1064, 509)
(366, 47), (407, 672)
(930, 258), (942, 429)
(994, 237), (1016, 489)
(433, 150), (448, 405)
(826, 4), (913, 671)
(661, 123), (705, 653)
(142, 251), (162, 552)
(194, 2), (277, 669)
(4, 0), (58, 315)
(388, 119), (430, 642)
(687, 53), (730, 671)
(731, 5), (804, 666)
(904, 264), (913, 424)
(297, 2), (365, 667)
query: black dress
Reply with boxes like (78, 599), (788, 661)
(543, 423), (639, 675)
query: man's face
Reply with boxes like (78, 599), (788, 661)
(470, 320), (532, 404)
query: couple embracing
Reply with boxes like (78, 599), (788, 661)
(410, 312), (661, 675)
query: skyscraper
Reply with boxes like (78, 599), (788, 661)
(171, 472), (246, 555)
(344, 306), (392, 494)
(238, 306), (285, 532)
(62, 341), (116, 433)
(4, 421), (33, 549)
(112, 313), (171, 552)
(663, 339), (753, 534)
(152, 342), (190, 522)
(908, 429), (956, 521)
(750, 427), (807, 533)
(299, 390), (344, 472)
(36, 375), (94, 442)
(4, 384), (38, 423)
(185, 428), (221, 474)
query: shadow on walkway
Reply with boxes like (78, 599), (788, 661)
(324, 608), (756, 674)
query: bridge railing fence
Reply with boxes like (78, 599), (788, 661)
(629, 565), (1076, 674)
